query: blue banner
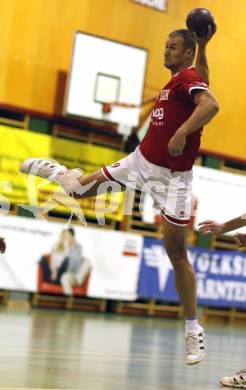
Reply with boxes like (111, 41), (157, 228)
(138, 237), (246, 308)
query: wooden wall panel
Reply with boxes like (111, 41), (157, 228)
(0, 0), (245, 159)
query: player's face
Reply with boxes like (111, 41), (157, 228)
(164, 35), (191, 71)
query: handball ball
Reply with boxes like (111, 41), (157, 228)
(186, 8), (217, 37)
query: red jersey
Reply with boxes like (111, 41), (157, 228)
(140, 66), (209, 171)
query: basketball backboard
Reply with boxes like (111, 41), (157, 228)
(64, 32), (148, 127)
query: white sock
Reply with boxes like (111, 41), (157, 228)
(185, 319), (203, 334)
(56, 169), (83, 194)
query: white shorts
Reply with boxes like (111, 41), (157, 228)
(101, 147), (193, 226)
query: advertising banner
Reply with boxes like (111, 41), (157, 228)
(138, 237), (246, 308)
(1, 214), (246, 307)
(0, 215), (93, 293)
(0, 215), (142, 300)
(87, 231), (143, 300)
(131, 0), (167, 12)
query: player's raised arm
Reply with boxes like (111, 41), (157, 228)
(194, 25), (215, 85)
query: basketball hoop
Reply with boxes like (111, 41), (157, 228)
(100, 96), (156, 132)
(101, 94), (157, 114)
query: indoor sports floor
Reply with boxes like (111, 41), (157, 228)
(0, 307), (244, 390)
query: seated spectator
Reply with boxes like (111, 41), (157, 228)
(39, 229), (70, 284)
(60, 229), (90, 295)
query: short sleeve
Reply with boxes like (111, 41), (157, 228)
(179, 77), (209, 102)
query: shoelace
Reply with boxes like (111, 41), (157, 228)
(186, 334), (203, 354)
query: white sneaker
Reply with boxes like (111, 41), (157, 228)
(220, 370), (246, 388)
(20, 158), (68, 181)
(186, 329), (206, 365)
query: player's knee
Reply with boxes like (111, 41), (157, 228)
(165, 244), (187, 268)
(170, 256), (190, 271)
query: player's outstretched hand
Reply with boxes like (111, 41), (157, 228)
(198, 220), (224, 235)
(193, 25), (215, 47)
(235, 233), (246, 248)
(0, 237), (6, 254)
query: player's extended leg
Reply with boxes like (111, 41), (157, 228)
(57, 168), (110, 198)
(20, 158), (115, 198)
(163, 219), (196, 317)
(162, 218), (205, 365)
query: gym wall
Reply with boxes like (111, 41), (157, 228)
(0, 0), (245, 159)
